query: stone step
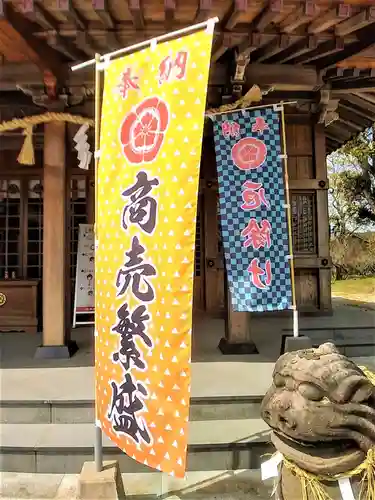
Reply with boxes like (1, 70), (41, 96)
(0, 469), (274, 499)
(0, 420), (273, 474)
(0, 395), (263, 425)
(282, 327), (375, 357)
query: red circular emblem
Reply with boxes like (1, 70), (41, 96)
(231, 137), (267, 171)
(120, 96), (170, 164)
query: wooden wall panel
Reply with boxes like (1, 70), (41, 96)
(0, 149), (43, 171)
(295, 269), (319, 311)
(286, 123), (313, 155)
(288, 157), (314, 180)
(286, 118), (332, 315)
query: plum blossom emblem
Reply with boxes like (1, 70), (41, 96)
(119, 96), (170, 164)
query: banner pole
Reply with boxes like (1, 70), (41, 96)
(94, 52), (103, 473)
(280, 104), (299, 338)
(71, 17), (218, 72)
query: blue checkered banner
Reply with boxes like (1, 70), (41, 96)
(211, 106), (293, 312)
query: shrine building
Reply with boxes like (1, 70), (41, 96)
(0, 0), (374, 357)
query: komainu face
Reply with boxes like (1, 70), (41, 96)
(261, 343), (375, 474)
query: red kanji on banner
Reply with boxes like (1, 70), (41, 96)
(231, 137), (267, 170)
(158, 52), (188, 84)
(241, 219), (271, 249)
(241, 181), (270, 210)
(222, 121), (241, 138)
(118, 68), (140, 99)
(248, 258), (272, 289)
(252, 116), (269, 134)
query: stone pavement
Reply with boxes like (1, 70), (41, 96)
(0, 299), (374, 371)
(0, 470), (274, 499)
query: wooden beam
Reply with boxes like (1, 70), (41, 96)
(92, 0), (115, 29)
(338, 116), (363, 132)
(335, 92), (375, 115)
(268, 35), (316, 64)
(246, 63), (322, 90)
(212, 33), (246, 62)
(330, 78), (375, 93)
(224, 0), (247, 31)
(335, 7), (375, 37)
(251, 34), (290, 63)
(253, 0), (284, 32)
(324, 67), (360, 79)
(165, 0), (176, 29)
(355, 92), (375, 105)
(338, 105), (373, 128)
(46, 32), (84, 60)
(18, 0), (35, 14)
(92, 0), (121, 49)
(55, 0), (100, 54)
(55, 0), (85, 29)
(315, 22), (375, 70)
(336, 54), (375, 69)
(0, 61), (228, 88)
(127, 0), (144, 30)
(317, 43), (375, 70)
(195, 0), (212, 22)
(308, 4), (351, 35)
(236, 33), (262, 56)
(326, 135), (341, 148)
(339, 101), (375, 121)
(0, 2), (66, 82)
(328, 123), (353, 141)
(279, 0), (317, 33)
(31, 3), (86, 60)
(289, 38), (344, 65)
(75, 32), (96, 57)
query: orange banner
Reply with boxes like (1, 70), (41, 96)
(95, 27), (213, 477)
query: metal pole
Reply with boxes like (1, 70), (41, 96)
(94, 52), (103, 473)
(206, 101), (298, 118)
(71, 17), (218, 72)
(280, 104), (299, 338)
(94, 424), (103, 472)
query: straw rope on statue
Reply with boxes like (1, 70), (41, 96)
(282, 447), (375, 500)
(0, 112), (94, 166)
(260, 343), (375, 500)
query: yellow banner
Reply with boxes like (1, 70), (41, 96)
(95, 28), (213, 478)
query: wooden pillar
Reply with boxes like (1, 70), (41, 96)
(218, 288), (258, 354)
(35, 121), (77, 358)
(87, 177), (95, 224)
(204, 183), (221, 313)
(202, 139), (258, 354)
(314, 124), (332, 313)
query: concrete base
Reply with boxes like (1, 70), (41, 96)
(218, 337), (259, 355)
(34, 340), (78, 359)
(283, 336), (312, 354)
(78, 461), (126, 500)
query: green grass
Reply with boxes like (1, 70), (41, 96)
(332, 276), (375, 304)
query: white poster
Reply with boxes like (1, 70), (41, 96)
(73, 224), (94, 327)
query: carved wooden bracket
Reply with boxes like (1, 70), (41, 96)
(231, 49), (252, 99)
(16, 84), (87, 109)
(315, 89), (339, 126)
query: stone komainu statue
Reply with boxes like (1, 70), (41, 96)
(261, 343), (375, 500)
